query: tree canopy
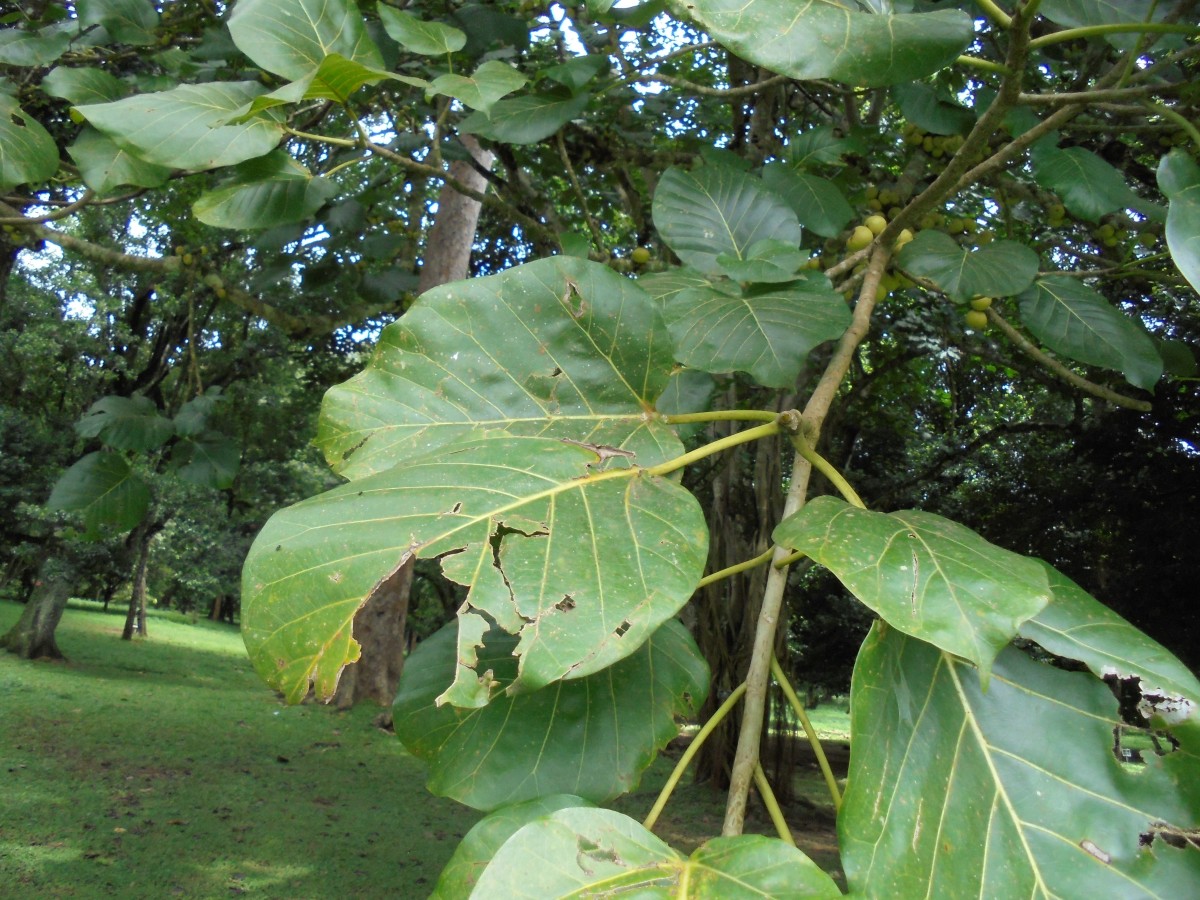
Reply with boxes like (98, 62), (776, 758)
(2, 0), (1199, 896)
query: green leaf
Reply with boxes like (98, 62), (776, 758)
(896, 229), (1040, 301)
(42, 67), (127, 106)
(558, 231), (591, 258)
(840, 625), (1200, 898)
(1019, 563), (1200, 724)
(193, 151), (336, 230)
(652, 166), (802, 274)
(541, 55), (610, 94)
(48, 451), (150, 536)
(228, 0), (382, 80)
(317, 256), (682, 481)
(761, 163), (854, 239)
(68, 128), (172, 194)
(241, 434), (708, 704)
(1032, 144), (1142, 223)
(773, 496), (1051, 681)
(0, 23), (73, 67)
(716, 238), (808, 283)
(0, 95), (58, 191)
(77, 0), (159, 46)
(75, 395), (175, 452)
(664, 0), (972, 87)
(1039, 0), (1170, 50)
(376, 5), (466, 55)
(786, 125), (856, 169)
(1018, 276), (1163, 390)
(394, 620), (708, 810)
(471, 808), (842, 898)
(459, 91), (590, 144)
(428, 61), (527, 113)
(173, 387), (224, 437)
(654, 368), (716, 440)
(431, 795), (596, 900)
(76, 81), (283, 171)
(171, 433), (240, 490)
(894, 82), (974, 135)
(657, 271), (851, 389)
(1158, 150), (1200, 296)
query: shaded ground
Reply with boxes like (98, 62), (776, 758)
(0, 600), (850, 897)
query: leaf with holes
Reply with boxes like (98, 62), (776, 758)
(317, 256), (682, 480)
(656, 272), (850, 389)
(241, 433), (708, 705)
(1018, 276), (1162, 390)
(471, 807), (841, 898)
(653, 166), (803, 274)
(896, 229), (1039, 301)
(664, 0), (972, 87)
(393, 619), (707, 810)
(1159, 150), (1200, 297)
(773, 496), (1051, 681)
(228, 0), (382, 80)
(48, 452), (151, 536)
(840, 625), (1200, 897)
(1019, 563), (1199, 736)
(76, 81), (283, 171)
(0, 96), (59, 191)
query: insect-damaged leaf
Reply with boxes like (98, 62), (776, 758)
(241, 434), (708, 705)
(317, 256), (682, 479)
(841, 626), (1200, 897)
(394, 619), (708, 811)
(773, 496), (1051, 682)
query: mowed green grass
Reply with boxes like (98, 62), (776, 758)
(0, 601), (478, 899)
(0, 600), (851, 897)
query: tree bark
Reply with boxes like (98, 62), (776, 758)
(121, 520), (160, 640)
(332, 134), (495, 715)
(1, 557), (75, 659)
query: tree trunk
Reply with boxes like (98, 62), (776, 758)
(332, 134), (495, 713)
(121, 520), (159, 640)
(1, 557), (75, 659)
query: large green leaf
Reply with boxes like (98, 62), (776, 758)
(840, 625), (1200, 898)
(0, 22), (73, 67)
(894, 82), (973, 136)
(193, 151), (336, 229)
(459, 91), (590, 144)
(241, 433), (708, 705)
(1018, 276), (1163, 390)
(428, 61), (527, 114)
(655, 271), (851, 389)
(42, 67), (126, 106)
(317, 256), (682, 480)
(0, 95), (59, 191)
(394, 620), (708, 810)
(773, 496), (1051, 680)
(170, 433), (240, 490)
(896, 230), (1040, 301)
(432, 795), (596, 900)
(1032, 144), (1142, 223)
(48, 451), (150, 536)
(1039, 0), (1170, 50)
(664, 0), (972, 87)
(471, 807), (841, 898)
(1019, 563), (1200, 731)
(1158, 150), (1200, 296)
(761, 163), (854, 239)
(228, 0), (382, 80)
(77, 0), (159, 46)
(68, 128), (172, 194)
(76, 81), (283, 171)
(376, 5), (466, 55)
(75, 395), (175, 452)
(652, 166), (802, 274)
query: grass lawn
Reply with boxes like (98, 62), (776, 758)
(0, 600), (848, 898)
